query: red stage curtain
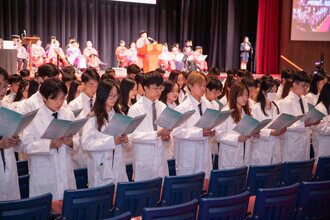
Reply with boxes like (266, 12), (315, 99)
(256, 0), (281, 74)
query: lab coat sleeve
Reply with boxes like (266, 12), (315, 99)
(172, 123), (204, 141)
(20, 129), (52, 156)
(81, 119), (116, 152)
(318, 116), (330, 136)
(215, 120), (240, 146)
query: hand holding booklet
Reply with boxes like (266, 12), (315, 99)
(233, 115), (272, 136)
(0, 107), (38, 137)
(304, 107), (326, 124)
(268, 113), (304, 130)
(40, 117), (89, 139)
(103, 113), (146, 136)
(194, 108), (233, 129)
(154, 107), (195, 130)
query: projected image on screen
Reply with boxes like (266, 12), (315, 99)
(291, 0), (330, 41)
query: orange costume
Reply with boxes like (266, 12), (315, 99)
(115, 46), (128, 68)
(46, 43), (67, 67)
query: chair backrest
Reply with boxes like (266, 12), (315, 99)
(74, 167), (88, 189)
(245, 163), (282, 195)
(252, 183), (300, 220)
(198, 191), (250, 220)
(295, 181), (330, 220)
(160, 172), (205, 206)
(142, 199), (198, 220)
(0, 193), (52, 220)
(208, 166), (248, 197)
(314, 156), (330, 181)
(280, 159), (314, 186)
(16, 160), (28, 176)
(61, 183), (115, 219)
(18, 174), (30, 199)
(105, 211), (132, 220)
(114, 177), (162, 217)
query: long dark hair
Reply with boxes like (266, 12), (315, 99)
(13, 79), (29, 102)
(317, 82), (330, 114)
(256, 79), (279, 116)
(92, 79), (121, 131)
(281, 78), (293, 99)
(220, 74), (236, 100)
(309, 73), (327, 95)
(67, 80), (82, 104)
(159, 80), (180, 106)
(229, 82), (251, 123)
(119, 77), (137, 115)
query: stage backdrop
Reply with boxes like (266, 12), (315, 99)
(0, 0), (258, 71)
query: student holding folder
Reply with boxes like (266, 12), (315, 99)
(128, 71), (170, 181)
(216, 82), (258, 169)
(251, 78), (286, 165)
(81, 79), (128, 187)
(19, 79), (78, 200)
(172, 71), (214, 178)
(0, 68), (21, 201)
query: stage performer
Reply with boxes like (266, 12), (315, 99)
(83, 41), (102, 71)
(47, 40), (67, 67)
(193, 46), (208, 72)
(15, 39), (29, 71)
(115, 40), (128, 68)
(31, 40), (46, 68)
(67, 41), (86, 70)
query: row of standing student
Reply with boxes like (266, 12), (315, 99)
(1, 65), (330, 203)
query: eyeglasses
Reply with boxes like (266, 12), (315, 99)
(149, 86), (164, 92)
(108, 94), (119, 100)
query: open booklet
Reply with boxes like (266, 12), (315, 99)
(154, 107), (195, 129)
(198, 55), (207, 62)
(0, 107), (39, 137)
(268, 113), (304, 130)
(304, 107), (326, 124)
(195, 108), (233, 129)
(103, 113), (147, 136)
(40, 117), (89, 139)
(233, 115), (272, 136)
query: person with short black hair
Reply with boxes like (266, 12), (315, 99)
(19, 69), (30, 80)
(2, 74), (22, 105)
(61, 66), (77, 92)
(276, 69), (293, 101)
(19, 78), (78, 200)
(241, 76), (257, 103)
(279, 71), (316, 162)
(127, 64), (141, 79)
(204, 76), (223, 110)
(128, 71), (170, 180)
(0, 67), (21, 201)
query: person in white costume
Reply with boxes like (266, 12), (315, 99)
(172, 71), (215, 179)
(251, 78), (286, 165)
(279, 71), (318, 162)
(81, 79), (128, 187)
(0, 68), (21, 201)
(128, 71), (171, 181)
(216, 82), (259, 169)
(19, 79), (78, 200)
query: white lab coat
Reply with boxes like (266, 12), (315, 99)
(250, 102), (282, 165)
(128, 96), (169, 181)
(315, 103), (330, 158)
(305, 92), (320, 159)
(215, 106), (251, 169)
(17, 91), (43, 114)
(1, 92), (16, 105)
(279, 91), (310, 161)
(172, 95), (213, 179)
(81, 110), (128, 187)
(19, 103), (77, 200)
(0, 102), (20, 201)
(68, 92), (94, 169)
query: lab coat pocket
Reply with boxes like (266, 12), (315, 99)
(98, 156), (113, 181)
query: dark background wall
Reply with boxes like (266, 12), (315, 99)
(280, 0), (330, 74)
(0, 0), (258, 71)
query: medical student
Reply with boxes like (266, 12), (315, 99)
(315, 83), (330, 159)
(216, 81), (258, 169)
(172, 71), (214, 178)
(0, 67), (21, 201)
(19, 79), (78, 200)
(250, 78), (286, 165)
(279, 71), (317, 161)
(128, 71), (170, 181)
(81, 79), (128, 187)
